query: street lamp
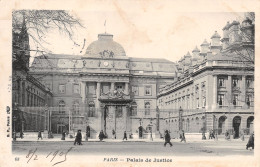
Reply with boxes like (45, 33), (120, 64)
(13, 115), (17, 141)
(179, 106), (183, 131)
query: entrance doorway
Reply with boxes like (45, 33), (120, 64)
(233, 116), (241, 138)
(218, 116), (227, 135)
(57, 124), (66, 134)
(247, 116), (254, 134)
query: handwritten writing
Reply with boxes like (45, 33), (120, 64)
(26, 147), (73, 166)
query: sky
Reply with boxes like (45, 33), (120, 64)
(29, 7), (245, 64)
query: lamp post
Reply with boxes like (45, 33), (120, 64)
(179, 106), (183, 131)
(13, 115), (17, 141)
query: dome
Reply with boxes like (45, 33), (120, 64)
(85, 33), (126, 57)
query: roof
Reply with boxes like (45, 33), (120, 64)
(211, 31), (221, 39)
(84, 33), (126, 57)
(129, 57), (173, 63)
(223, 21), (231, 30)
(201, 39), (209, 46)
(192, 46), (200, 52)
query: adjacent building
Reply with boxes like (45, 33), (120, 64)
(12, 22), (53, 134)
(157, 17), (254, 138)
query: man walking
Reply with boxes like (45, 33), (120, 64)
(246, 132), (254, 150)
(164, 130), (172, 147)
(123, 131), (127, 141)
(38, 131), (43, 140)
(180, 130), (186, 143)
(74, 130), (83, 145)
(99, 130), (104, 141)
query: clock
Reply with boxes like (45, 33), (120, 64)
(104, 61), (109, 67)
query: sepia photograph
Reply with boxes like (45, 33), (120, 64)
(0, 0), (259, 167)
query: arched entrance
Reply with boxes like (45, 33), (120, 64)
(233, 116), (241, 138)
(218, 116), (227, 135)
(247, 116), (254, 134)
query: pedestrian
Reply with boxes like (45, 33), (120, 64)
(112, 129), (116, 139)
(164, 130), (172, 147)
(38, 131), (43, 140)
(74, 130), (82, 145)
(85, 131), (88, 141)
(214, 131), (218, 141)
(180, 130), (186, 143)
(211, 129), (215, 139)
(225, 130), (230, 140)
(202, 132), (206, 140)
(123, 131), (127, 141)
(20, 131), (24, 139)
(150, 130), (153, 141)
(99, 130), (104, 141)
(240, 130), (245, 141)
(246, 132), (254, 150)
(61, 131), (66, 140)
(208, 130), (211, 139)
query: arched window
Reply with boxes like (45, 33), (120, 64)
(88, 101), (95, 117)
(131, 102), (137, 116)
(59, 100), (65, 114)
(145, 102), (150, 115)
(73, 101), (80, 114)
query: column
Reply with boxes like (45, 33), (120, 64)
(96, 82), (101, 135)
(125, 82), (129, 94)
(227, 75), (232, 106)
(212, 75), (217, 110)
(19, 80), (23, 106)
(24, 81), (28, 106)
(111, 82), (115, 93)
(96, 82), (101, 105)
(81, 82), (86, 103)
(206, 114), (213, 131)
(241, 76), (246, 108)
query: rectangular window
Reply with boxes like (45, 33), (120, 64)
(202, 96), (206, 108)
(232, 78), (239, 87)
(217, 94), (224, 106)
(59, 84), (66, 94)
(218, 78), (225, 87)
(73, 84), (80, 94)
(145, 86), (152, 96)
(246, 79), (252, 88)
(233, 95), (238, 106)
(132, 86), (139, 95)
(196, 98), (199, 108)
(88, 84), (96, 95)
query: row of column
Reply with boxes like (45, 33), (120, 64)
(80, 81), (130, 103)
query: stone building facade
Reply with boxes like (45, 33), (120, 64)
(30, 33), (177, 138)
(12, 22), (53, 133)
(157, 18), (254, 138)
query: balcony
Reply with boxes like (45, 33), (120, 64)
(99, 90), (132, 103)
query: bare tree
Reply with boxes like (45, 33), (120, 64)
(13, 10), (84, 52)
(224, 12), (255, 67)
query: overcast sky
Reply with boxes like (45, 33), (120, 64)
(30, 8), (245, 63)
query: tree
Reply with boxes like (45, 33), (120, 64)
(224, 12), (255, 67)
(13, 10), (84, 52)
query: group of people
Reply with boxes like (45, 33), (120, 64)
(38, 128), (255, 151)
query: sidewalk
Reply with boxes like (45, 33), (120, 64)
(14, 135), (248, 143)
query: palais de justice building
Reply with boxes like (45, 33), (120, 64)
(30, 33), (177, 138)
(30, 17), (254, 139)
